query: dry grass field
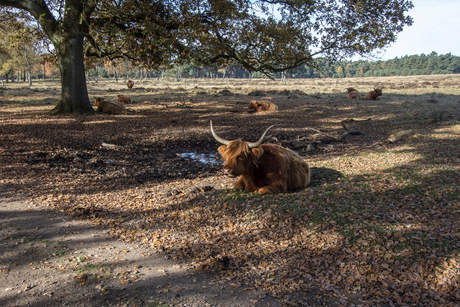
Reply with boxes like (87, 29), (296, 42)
(1, 74), (460, 306)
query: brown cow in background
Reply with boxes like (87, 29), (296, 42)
(127, 80), (134, 89)
(248, 100), (278, 113)
(117, 95), (132, 104)
(94, 97), (126, 115)
(346, 87), (361, 99)
(365, 88), (383, 100)
(211, 121), (310, 194)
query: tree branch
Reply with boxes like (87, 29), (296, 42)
(0, 0), (58, 40)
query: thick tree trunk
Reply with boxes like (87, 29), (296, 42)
(52, 34), (94, 114)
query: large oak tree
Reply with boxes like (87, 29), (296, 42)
(0, 0), (413, 114)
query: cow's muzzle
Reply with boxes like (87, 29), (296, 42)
(223, 169), (236, 177)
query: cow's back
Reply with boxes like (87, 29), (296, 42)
(283, 148), (311, 190)
(260, 144), (311, 190)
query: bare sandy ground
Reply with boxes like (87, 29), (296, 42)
(0, 188), (283, 307)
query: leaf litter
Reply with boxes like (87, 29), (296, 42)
(1, 78), (460, 306)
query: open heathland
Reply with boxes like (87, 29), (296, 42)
(1, 74), (460, 306)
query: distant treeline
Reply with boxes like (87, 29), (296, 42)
(174, 52), (460, 79)
(83, 52), (460, 81)
(289, 52), (460, 79)
(7, 52), (459, 83)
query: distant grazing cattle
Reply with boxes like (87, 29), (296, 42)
(117, 95), (132, 104)
(248, 100), (278, 113)
(127, 80), (134, 89)
(94, 97), (126, 115)
(211, 121), (310, 194)
(365, 88), (383, 100)
(346, 87), (361, 99)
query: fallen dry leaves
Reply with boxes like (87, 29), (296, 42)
(1, 77), (460, 306)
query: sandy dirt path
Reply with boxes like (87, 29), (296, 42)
(0, 191), (281, 307)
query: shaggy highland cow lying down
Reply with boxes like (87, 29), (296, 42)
(365, 88), (383, 100)
(94, 97), (126, 115)
(211, 121), (310, 194)
(346, 87), (361, 99)
(117, 95), (132, 104)
(248, 100), (278, 113)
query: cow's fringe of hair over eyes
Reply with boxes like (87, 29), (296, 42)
(224, 140), (250, 159)
(222, 140), (263, 168)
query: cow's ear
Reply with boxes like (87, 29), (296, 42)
(251, 147), (263, 159)
(218, 145), (227, 156)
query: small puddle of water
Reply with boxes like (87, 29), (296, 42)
(177, 152), (221, 165)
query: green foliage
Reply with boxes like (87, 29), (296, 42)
(0, 13), (44, 82)
(153, 52), (460, 79)
(87, 67), (108, 78)
(280, 52), (460, 78)
(0, 0), (414, 113)
(77, 0), (413, 75)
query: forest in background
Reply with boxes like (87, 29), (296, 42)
(63, 52), (460, 81)
(287, 52), (460, 78)
(3, 51), (460, 83)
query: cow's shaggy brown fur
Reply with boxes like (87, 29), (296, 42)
(346, 87), (361, 99)
(248, 100), (278, 113)
(117, 95), (132, 104)
(94, 97), (126, 115)
(365, 89), (383, 100)
(127, 80), (134, 89)
(215, 137), (310, 194)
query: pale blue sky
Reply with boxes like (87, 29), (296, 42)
(378, 0), (460, 60)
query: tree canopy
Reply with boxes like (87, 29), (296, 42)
(0, 10), (44, 84)
(85, 0), (415, 73)
(0, 0), (414, 114)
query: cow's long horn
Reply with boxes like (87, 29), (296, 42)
(210, 121), (230, 145)
(248, 125), (274, 148)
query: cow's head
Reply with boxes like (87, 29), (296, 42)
(94, 97), (106, 107)
(346, 87), (357, 94)
(248, 101), (259, 111)
(210, 121), (273, 176)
